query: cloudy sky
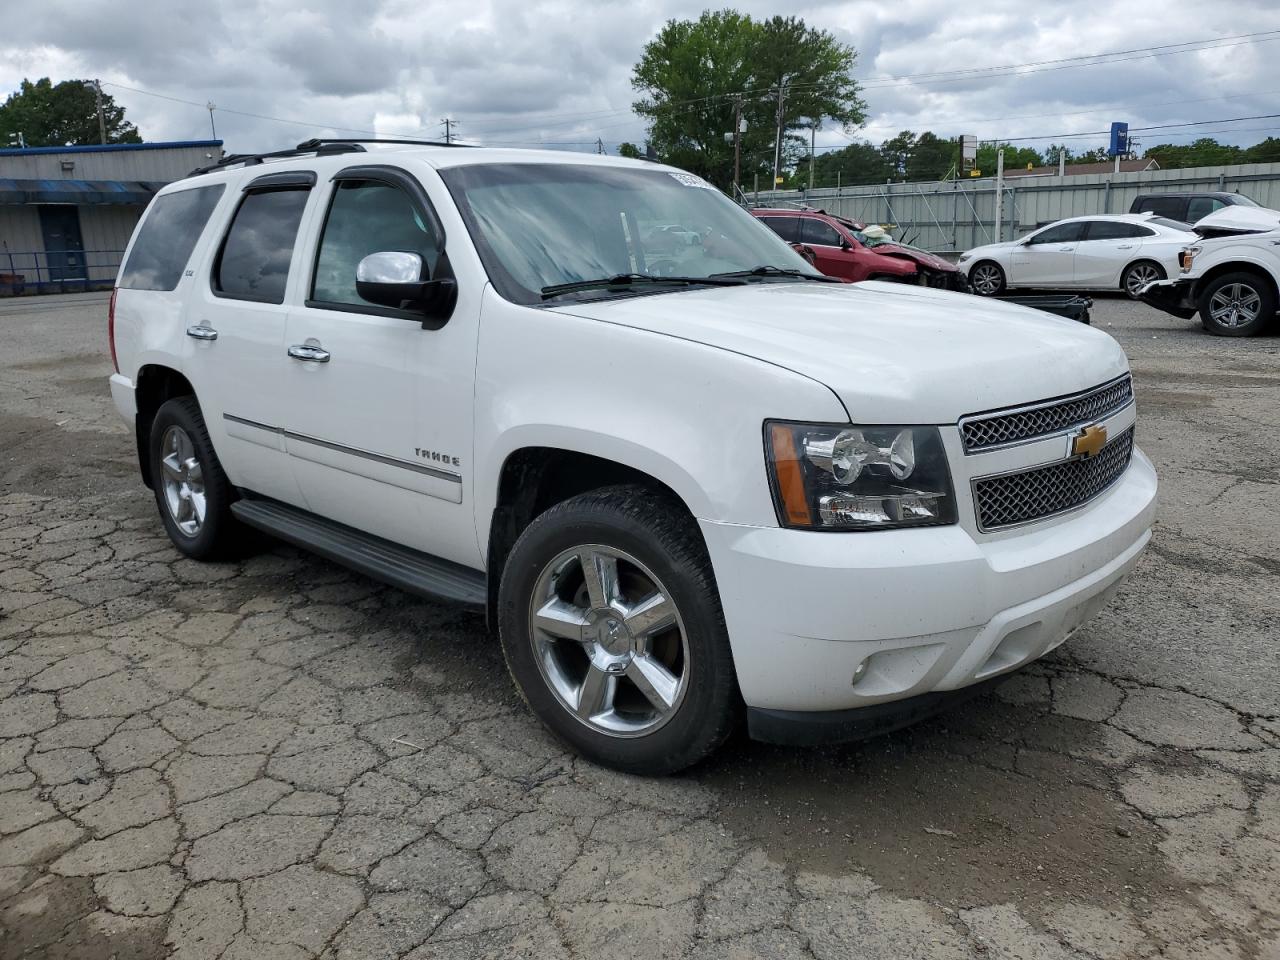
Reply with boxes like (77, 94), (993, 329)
(4, 0), (1279, 158)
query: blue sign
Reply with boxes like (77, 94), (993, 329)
(1108, 122), (1129, 158)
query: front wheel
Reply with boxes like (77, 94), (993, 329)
(969, 261), (1006, 296)
(497, 486), (738, 774)
(1121, 260), (1165, 299)
(1197, 272), (1276, 337)
(149, 396), (242, 560)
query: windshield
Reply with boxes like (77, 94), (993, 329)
(439, 163), (821, 303)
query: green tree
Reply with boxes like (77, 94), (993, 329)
(973, 142), (1043, 176)
(630, 10), (865, 187)
(617, 142), (643, 159)
(905, 131), (955, 181)
(1145, 138), (1244, 169)
(879, 130), (917, 179)
(0, 78), (141, 147)
(1244, 137), (1280, 164)
(808, 140), (890, 188)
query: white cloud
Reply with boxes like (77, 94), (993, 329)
(2, 0), (1278, 156)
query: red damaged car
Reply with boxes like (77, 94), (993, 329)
(752, 208), (967, 290)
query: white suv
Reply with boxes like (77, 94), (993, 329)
(108, 139), (1158, 774)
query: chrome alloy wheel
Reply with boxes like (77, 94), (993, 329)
(970, 263), (1002, 295)
(1209, 282), (1262, 328)
(159, 425), (206, 538)
(1125, 263), (1161, 297)
(529, 544), (690, 738)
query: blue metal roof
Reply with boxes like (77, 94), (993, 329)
(0, 139), (222, 158)
(0, 178), (166, 204)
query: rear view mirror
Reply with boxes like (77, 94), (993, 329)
(356, 251), (457, 324)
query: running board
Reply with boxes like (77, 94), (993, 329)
(230, 498), (486, 609)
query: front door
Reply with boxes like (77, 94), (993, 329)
(38, 206), (86, 292)
(800, 217), (861, 280)
(280, 167), (481, 568)
(1010, 221), (1085, 288)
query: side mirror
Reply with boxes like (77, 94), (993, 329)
(356, 251), (457, 324)
(840, 237), (852, 250)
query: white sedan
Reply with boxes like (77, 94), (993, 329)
(960, 213), (1195, 299)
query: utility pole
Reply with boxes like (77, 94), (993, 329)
(83, 79), (106, 144)
(206, 102), (217, 140)
(440, 118), (458, 144)
(771, 80), (787, 190)
(809, 124), (816, 191)
(595, 138), (604, 155)
(732, 94), (743, 197)
(994, 148), (1005, 243)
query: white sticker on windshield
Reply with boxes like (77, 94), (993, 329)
(668, 172), (713, 189)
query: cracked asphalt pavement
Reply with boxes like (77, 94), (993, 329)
(1, 291), (1279, 959)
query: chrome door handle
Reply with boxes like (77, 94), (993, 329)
(1116, 244), (1135, 250)
(288, 343), (331, 363)
(186, 324), (218, 341)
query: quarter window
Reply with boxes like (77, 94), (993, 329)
(119, 185), (225, 292)
(213, 188), (310, 304)
(311, 180), (441, 308)
(801, 218), (844, 247)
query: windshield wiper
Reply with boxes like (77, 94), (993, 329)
(711, 265), (843, 282)
(540, 273), (748, 300)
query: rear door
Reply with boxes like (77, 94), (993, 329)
(1010, 221), (1085, 287)
(1073, 220), (1150, 287)
(184, 171), (316, 505)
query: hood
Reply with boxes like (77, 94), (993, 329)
(551, 281), (1129, 423)
(961, 240), (1018, 259)
(872, 243), (958, 272)
(1193, 205), (1280, 236)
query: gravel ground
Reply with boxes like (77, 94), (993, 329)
(1, 291), (1278, 960)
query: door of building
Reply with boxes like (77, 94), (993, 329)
(38, 206), (87, 292)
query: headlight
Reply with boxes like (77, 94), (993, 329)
(1179, 245), (1200, 273)
(956, 253), (972, 263)
(765, 422), (957, 530)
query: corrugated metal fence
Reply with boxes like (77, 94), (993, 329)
(749, 162), (1280, 254)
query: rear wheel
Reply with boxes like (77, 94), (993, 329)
(969, 261), (1005, 296)
(149, 396), (242, 559)
(1197, 272), (1276, 337)
(497, 486), (737, 774)
(1121, 260), (1165, 299)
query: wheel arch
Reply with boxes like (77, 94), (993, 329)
(1119, 258), (1167, 294)
(484, 441), (709, 625)
(969, 258), (1007, 292)
(1192, 261), (1280, 306)
(133, 365), (196, 489)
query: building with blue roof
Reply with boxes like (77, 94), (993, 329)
(0, 140), (223, 294)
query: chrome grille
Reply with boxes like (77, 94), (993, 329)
(973, 428), (1135, 531)
(960, 376), (1133, 453)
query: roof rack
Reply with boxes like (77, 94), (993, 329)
(188, 137), (471, 177)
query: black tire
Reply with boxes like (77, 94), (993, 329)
(148, 396), (242, 560)
(968, 260), (1006, 296)
(1120, 260), (1165, 300)
(497, 485), (738, 775)
(1197, 271), (1277, 337)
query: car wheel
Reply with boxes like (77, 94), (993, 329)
(149, 396), (242, 560)
(1121, 261), (1165, 299)
(1197, 272), (1276, 337)
(497, 485), (738, 775)
(969, 261), (1005, 296)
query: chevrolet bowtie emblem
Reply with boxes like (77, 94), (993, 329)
(1071, 424), (1108, 459)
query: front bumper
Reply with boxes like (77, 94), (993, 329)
(1138, 278), (1198, 319)
(699, 448), (1157, 725)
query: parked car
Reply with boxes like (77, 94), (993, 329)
(752, 208), (966, 289)
(108, 140), (1156, 774)
(1129, 191), (1258, 224)
(1139, 204), (1280, 336)
(960, 213), (1195, 299)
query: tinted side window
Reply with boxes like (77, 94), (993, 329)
(802, 218), (844, 247)
(1029, 222), (1085, 244)
(213, 188), (310, 304)
(119, 185), (225, 291)
(1186, 197), (1225, 222)
(1134, 196), (1183, 219)
(760, 217), (801, 243)
(312, 180), (441, 307)
(1084, 221), (1146, 240)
